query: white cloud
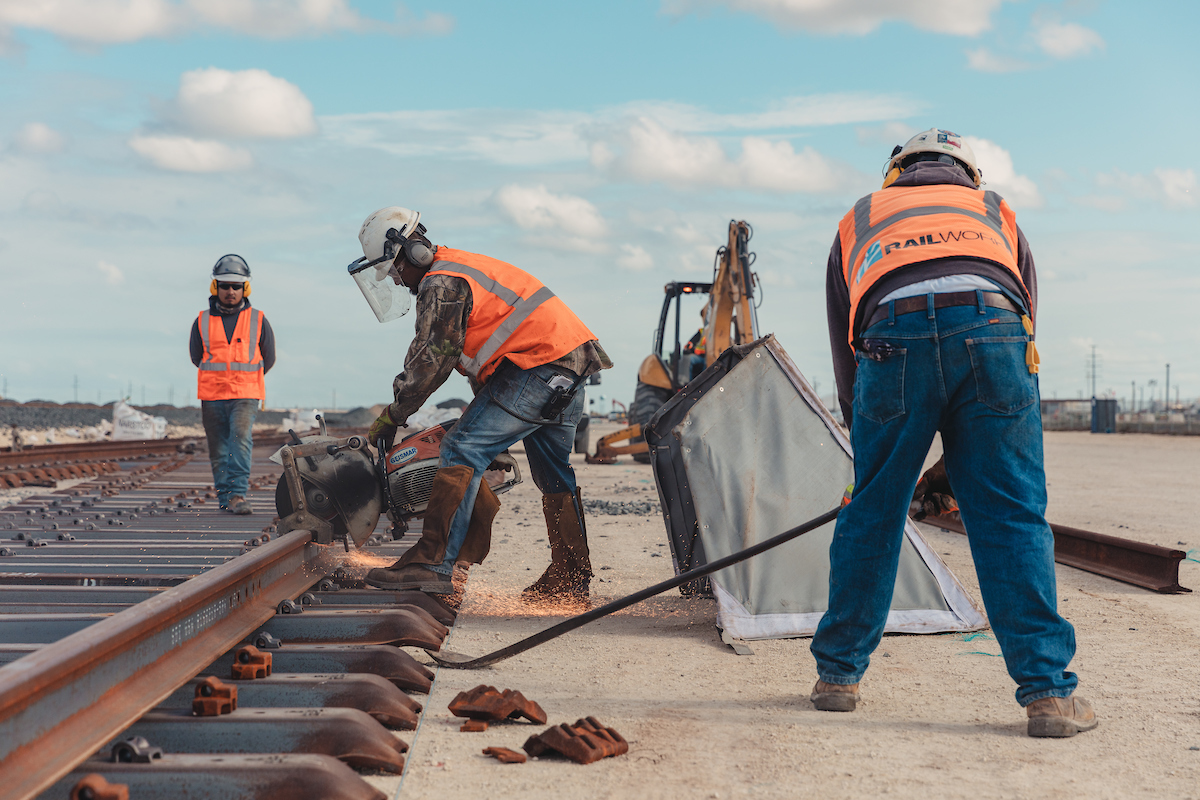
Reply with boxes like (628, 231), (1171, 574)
(617, 244), (654, 271)
(855, 121), (916, 147)
(1093, 168), (1196, 210)
(1033, 20), (1105, 59)
(97, 260), (124, 284)
(172, 68), (316, 139)
(0, 0), (452, 45)
(593, 117), (856, 193)
(128, 135), (252, 172)
(13, 122), (66, 154)
(966, 47), (1031, 73)
(494, 184), (608, 239)
(322, 92), (913, 169)
(662, 0), (1005, 36)
(963, 136), (1042, 208)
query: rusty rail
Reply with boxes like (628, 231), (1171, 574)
(0, 528), (340, 799)
(925, 514), (1190, 594)
(0, 438), (197, 468)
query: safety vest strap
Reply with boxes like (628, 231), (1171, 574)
(459, 285), (556, 377)
(847, 190), (1012, 281)
(431, 261), (558, 378)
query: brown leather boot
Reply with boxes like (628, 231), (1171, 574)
(523, 488), (592, 602)
(364, 563), (453, 593)
(1026, 695), (1099, 738)
(810, 680), (860, 712)
(365, 466), (473, 591)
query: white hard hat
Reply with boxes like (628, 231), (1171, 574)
(358, 206), (421, 263)
(348, 207), (426, 324)
(884, 129), (982, 186)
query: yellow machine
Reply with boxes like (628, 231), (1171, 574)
(588, 220), (760, 464)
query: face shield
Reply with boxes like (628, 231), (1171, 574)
(348, 255), (412, 323)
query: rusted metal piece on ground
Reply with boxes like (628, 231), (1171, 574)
(429, 506), (842, 669)
(482, 746), (526, 763)
(207, 643), (435, 694)
(461, 718), (489, 732)
(585, 423), (646, 464)
(925, 513), (1191, 593)
(120, 707), (408, 773)
(70, 774), (129, 800)
(230, 644), (272, 679)
(51, 754), (386, 800)
(449, 685), (547, 724)
(523, 717), (629, 764)
(192, 676), (237, 716)
(0, 530), (339, 799)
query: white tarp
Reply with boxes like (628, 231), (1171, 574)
(111, 400), (167, 441)
(673, 336), (986, 640)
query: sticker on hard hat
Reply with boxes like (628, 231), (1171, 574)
(389, 446), (419, 465)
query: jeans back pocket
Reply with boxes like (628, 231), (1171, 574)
(965, 336), (1037, 414)
(854, 344), (907, 425)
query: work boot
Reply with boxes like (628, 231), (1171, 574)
(523, 488), (592, 602)
(365, 563), (454, 594)
(1026, 695), (1099, 738)
(227, 495), (252, 515)
(810, 680), (860, 712)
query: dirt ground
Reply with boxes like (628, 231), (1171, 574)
(355, 425), (1200, 800)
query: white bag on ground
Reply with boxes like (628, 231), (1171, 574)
(112, 400), (168, 441)
(280, 408), (320, 433)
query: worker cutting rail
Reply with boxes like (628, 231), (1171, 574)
(347, 207), (612, 602)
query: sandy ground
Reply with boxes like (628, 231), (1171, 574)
(343, 425), (1199, 800)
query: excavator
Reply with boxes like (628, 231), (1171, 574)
(587, 220), (760, 464)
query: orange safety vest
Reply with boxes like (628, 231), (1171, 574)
(839, 184), (1028, 344)
(196, 307), (266, 401)
(425, 248), (596, 384)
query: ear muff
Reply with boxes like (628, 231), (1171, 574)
(882, 166), (902, 189)
(211, 280), (250, 296)
(402, 238), (434, 268)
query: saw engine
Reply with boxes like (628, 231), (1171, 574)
(274, 418), (521, 548)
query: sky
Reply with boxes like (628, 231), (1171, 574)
(0, 0), (1197, 414)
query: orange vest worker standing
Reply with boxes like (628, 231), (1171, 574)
(188, 255), (276, 515)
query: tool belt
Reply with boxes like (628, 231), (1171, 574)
(863, 290), (1020, 332)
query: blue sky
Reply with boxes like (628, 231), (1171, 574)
(1, 0), (1196, 413)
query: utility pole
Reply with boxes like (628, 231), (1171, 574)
(1131, 380), (1136, 414)
(1090, 345), (1097, 399)
(332, 390), (337, 412)
(1165, 364), (1170, 411)
(73, 375), (78, 404)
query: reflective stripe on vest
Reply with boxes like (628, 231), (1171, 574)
(197, 307), (266, 400)
(426, 248), (596, 384)
(839, 184), (1025, 344)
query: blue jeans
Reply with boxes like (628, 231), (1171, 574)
(201, 399), (259, 506)
(811, 296), (1078, 706)
(430, 362), (585, 575)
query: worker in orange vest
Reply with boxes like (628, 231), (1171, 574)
(811, 129), (1096, 738)
(189, 255), (275, 515)
(351, 207), (611, 600)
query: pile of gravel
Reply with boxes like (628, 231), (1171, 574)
(583, 498), (662, 516)
(0, 401), (286, 430)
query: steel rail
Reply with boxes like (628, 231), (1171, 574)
(0, 528), (341, 800)
(924, 514), (1190, 594)
(0, 438), (198, 467)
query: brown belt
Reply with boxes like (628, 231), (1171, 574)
(863, 290), (1021, 332)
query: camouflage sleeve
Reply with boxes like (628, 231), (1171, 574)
(386, 275), (472, 424)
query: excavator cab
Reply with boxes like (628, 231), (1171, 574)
(588, 221), (759, 464)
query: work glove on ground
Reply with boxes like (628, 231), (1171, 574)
(909, 455), (959, 521)
(368, 407), (402, 451)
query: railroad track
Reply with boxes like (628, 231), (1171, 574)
(0, 440), (449, 800)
